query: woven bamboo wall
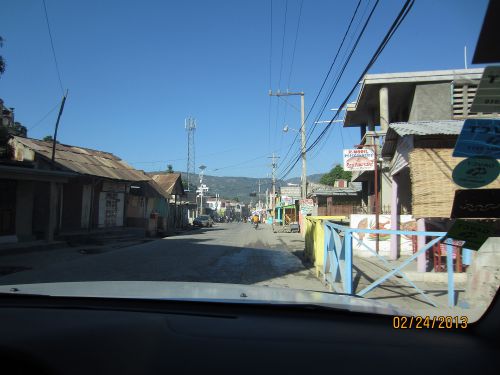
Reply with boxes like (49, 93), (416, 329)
(409, 148), (500, 218)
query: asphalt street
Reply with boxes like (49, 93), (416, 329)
(0, 223), (328, 292)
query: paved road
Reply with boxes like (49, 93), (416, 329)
(0, 223), (328, 292)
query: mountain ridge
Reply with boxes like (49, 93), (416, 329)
(146, 171), (324, 203)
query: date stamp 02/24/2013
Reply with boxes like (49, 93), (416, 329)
(393, 316), (469, 329)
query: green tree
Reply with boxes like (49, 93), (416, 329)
(320, 164), (352, 186)
(43, 135), (54, 142)
(167, 164), (174, 173)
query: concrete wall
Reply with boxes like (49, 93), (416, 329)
(15, 180), (34, 241)
(304, 216), (350, 275)
(32, 182), (50, 239)
(464, 237), (500, 321)
(408, 83), (452, 121)
(380, 170), (392, 211)
(61, 182), (83, 232)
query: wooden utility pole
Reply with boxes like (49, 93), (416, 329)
(268, 153), (280, 223)
(51, 90), (68, 164)
(269, 90), (306, 199)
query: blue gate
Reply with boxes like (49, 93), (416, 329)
(323, 221), (468, 307)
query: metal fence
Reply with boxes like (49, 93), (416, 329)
(323, 221), (462, 307)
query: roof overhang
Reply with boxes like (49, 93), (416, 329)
(0, 165), (76, 183)
(343, 69), (484, 128)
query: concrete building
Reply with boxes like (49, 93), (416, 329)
(343, 68), (489, 214)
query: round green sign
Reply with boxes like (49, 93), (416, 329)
(452, 157), (500, 188)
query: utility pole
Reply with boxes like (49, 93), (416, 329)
(197, 165), (207, 216)
(51, 90), (68, 164)
(258, 179), (262, 210)
(269, 90), (306, 199)
(268, 153), (280, 223)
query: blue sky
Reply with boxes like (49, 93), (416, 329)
(0, 0), (489, 179)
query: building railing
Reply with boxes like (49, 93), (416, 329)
(322, 221), (466, 308)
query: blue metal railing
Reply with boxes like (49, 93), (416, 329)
(322, 221), (467, 307)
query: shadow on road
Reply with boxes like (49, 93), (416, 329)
(0, 229), (318, 290)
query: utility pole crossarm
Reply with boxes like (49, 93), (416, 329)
(269, 90), (304, 97)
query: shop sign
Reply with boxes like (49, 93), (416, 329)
(453, 118), (500, 159)
(343, 149), (375, 171)
(452, 156), (500, 188)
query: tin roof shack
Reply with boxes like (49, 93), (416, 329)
(8, 136), (151, 240)
(382, 120), (500, 219)
(307, 181), (362, 217)
(126, 180), (170, 236)
(151, 173), (188, 230)
(343, 68), (491, 215)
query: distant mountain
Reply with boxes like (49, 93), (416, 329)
(147, 171), (325, 203)
(283, 173), (323, 185)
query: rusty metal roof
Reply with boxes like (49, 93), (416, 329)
(12, 136), (150, 182)
(151, 173), (185, 195)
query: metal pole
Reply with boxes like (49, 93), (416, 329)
(374, 140), (379, 254)
(51, 90), (68, 164)
(300, 93), (306, 199)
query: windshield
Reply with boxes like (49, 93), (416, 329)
(0, 0), (498, 324)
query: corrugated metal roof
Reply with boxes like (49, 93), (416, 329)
(151, 173), (184, 195)
(389, 120), (464, 136)
(382, 120), (464, 158)
(307, 182), (361, 196)
(12, 136), (150, 182)
(146, 180), (171, 199)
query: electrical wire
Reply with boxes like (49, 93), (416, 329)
(277, 0), (288, 90)
(305, 0), (379, 147)
(42, 0), (64, 94)
(28, 102), (60, 130)
(279, 0), (415, 180)
(276, 0), (362, 176)
(287, 0), (304, 89)
(268, 0), (273, 152)
(281, 0), (379, 176)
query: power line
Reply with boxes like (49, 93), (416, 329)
(273, 0), (289, 153)
(279, 0), (379, 177)
(279, 0), (415, 180)
(42, 0), (64, 94)
(305, 0), (379, 147)
(277, 0), (362, 176)
(287, 0), (304, 88)
(268, 0), (273, 152)
(28, 102), (60, 130)
(302, 0), (362, 133)
(277, 0), (288, 90)
(307, 0), (415, 153)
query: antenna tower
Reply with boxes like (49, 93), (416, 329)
(185, 117), (196, 191)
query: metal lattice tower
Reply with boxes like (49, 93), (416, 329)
(185, 117), (196, 191)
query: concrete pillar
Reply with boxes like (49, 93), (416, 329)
(46, 181), (58, 241)
(15, 180), (34, 241)
(379, 86), (389, 131)
(417, 218), (426, 272)
(360, 125), (366, 141)
(390, 175), (398, 260)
